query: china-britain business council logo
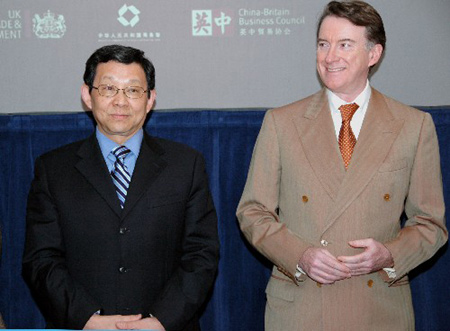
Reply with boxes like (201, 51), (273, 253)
(33, 10), (67, 39)
(237, 7), (305, 37)
(192, 9), (234, 37)
(98, 4), (161, 42)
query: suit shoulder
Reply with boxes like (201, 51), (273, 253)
(37, 137), (88, 162)
(377, 91), (428, 121)
(268, 90), (325, 118)
(146, 135), (204, 159)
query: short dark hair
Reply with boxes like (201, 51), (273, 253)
(317, 1), (386, 51)
(83, 44), (155, 98)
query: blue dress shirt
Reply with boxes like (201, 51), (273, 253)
(95, 128), (143, 177)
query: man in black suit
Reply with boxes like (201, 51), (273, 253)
(23, 44), (219, 330)
(0, 228), (5, 329)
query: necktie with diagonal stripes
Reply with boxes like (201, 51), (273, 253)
(338, 103), (359, 169)
(111, 146), (131, 208)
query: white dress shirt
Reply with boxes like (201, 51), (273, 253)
(327, 80), (371, 140)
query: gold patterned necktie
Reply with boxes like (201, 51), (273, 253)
(338, 103), (359, 169)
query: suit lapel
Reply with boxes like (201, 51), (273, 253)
(121, 133), (167, 219)
(75, 135), (123, 217)
(322, 89), (405, 233)
(295, 90), (345, 201)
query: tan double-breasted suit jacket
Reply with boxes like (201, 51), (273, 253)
(237, 88), (447, 330)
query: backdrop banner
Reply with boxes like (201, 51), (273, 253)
(1, 0), (450, 113)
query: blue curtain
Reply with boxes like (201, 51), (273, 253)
(0, 108), (449, 330)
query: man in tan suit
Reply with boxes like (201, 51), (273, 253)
(236, 1), (447, 330)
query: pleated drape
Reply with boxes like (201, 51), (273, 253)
(0, 108), (449, 330)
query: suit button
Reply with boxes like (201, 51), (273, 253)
(119, 267), (128, 273)
(320, 239), (328, 247)
(119, 227), (128, 235)
(302, 195), (309, 203)
(384, 194), (390, 201)
(367, 279), (374, 287)
(316, 282), (322, 288)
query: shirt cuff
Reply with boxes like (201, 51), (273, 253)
(383, 267), (396, 279)
(295, 264), (307, 282)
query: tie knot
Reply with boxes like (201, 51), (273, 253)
(112, 145), (131, 161)
(339, 103), (359, 122)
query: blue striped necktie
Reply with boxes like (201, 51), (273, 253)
(111, 146), (131, 208)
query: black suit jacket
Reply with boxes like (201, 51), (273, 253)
(23, 133), (219, 330)
(0, 228), (4, 329)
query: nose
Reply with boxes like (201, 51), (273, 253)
(113, 89), (129, 107)
(325, 45), (339, 63)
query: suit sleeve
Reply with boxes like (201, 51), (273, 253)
(149, 152), (219, 330)
(236, 110), (312, 280)
(22, 156), (101, 329)
(384, 112), (448, 282)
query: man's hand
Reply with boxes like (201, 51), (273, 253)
(299, 247), (351, 284)
(338, 238), (394, 275)
(116, 316), (165, 330)
(83, 314), (142, 329)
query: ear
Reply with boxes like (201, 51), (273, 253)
(81, 84), (93, 110)
(146, 89), (157, 114)
(368, 44), (383, 67)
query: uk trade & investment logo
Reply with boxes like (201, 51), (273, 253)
(117, 4), (140, 27)
(0, 9), (22, 39)
(98, 3), (161, 42)
(33, 10), (67, 39)
(192, 10), (233, 36)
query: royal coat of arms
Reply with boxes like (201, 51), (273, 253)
(33, 10), (66, 38)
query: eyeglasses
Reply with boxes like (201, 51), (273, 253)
(91, 84), (148, 99)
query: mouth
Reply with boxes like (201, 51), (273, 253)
(110, 113), (130, 119)
(326, 67), (345, 72)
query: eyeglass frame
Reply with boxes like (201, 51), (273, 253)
(90, 84), (149, 99)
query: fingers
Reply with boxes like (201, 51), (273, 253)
(116, 321), (133, 330)
(300, 247), (351, 284)
(116, 317), (165, 330)
(83, 314), (142, 330)
(347, 238), (373, 248)
(300, 239), (394, 282)
(338, 238), (393, 275)
(115, 314), (143, 329)
(338, 251), (366, 265)
(118, 314), (142, 322)
(338, 239), (374, 275)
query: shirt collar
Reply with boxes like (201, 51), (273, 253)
(96, 128), (144, 160)
(327, 80), (371, 112)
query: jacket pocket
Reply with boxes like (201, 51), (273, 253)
(368, 159), (409, 223)
(266, 276), (295, 302)
(378, 158), (408, 173)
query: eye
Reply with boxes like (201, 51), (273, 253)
(104, 85), (115, 91)
(124, 86), (145, 98)
(317, 41), (329, 49)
